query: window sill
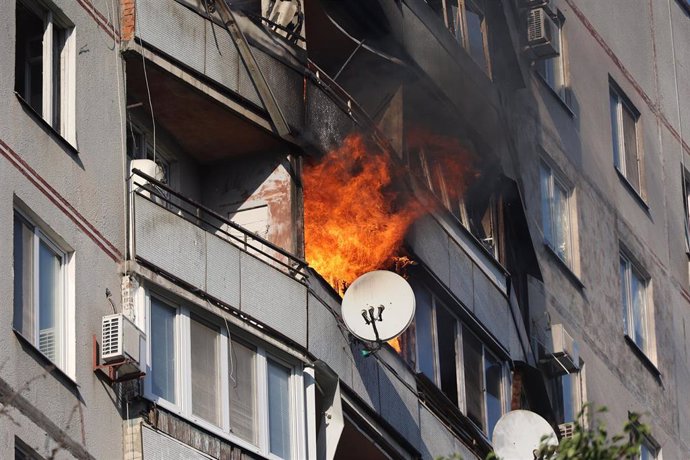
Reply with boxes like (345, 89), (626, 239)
(543, 243), (584, 290)
(12, 329), (79, 391)
(15, 92), (79, 156)
(615, 168), (649, 211)
(624, 335), (661, 382)
(534, 71), (576, 118)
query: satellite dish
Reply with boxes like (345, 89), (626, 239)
(492, 410), (558, 460)
(341, 270), (415, 342)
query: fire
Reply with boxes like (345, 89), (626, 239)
(303, 133), (423, 293)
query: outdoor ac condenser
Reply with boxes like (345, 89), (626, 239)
(101, 314), (146, 375)
(527, 7), (559, 59)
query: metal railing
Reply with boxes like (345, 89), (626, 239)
(128, 168), (308, 278)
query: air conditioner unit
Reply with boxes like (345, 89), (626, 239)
(527, 7), (559, 59)
(538, 323), (579, 375)
(101, 314), (146, 376)
(558, 422), (576, 439)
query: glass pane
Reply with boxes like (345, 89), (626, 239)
(228, 339), (257, 444)
(540, 166), (553, 246)
(15, 2), (44, 112)
(610, 92), (622, 169)
(415, 287), (436, 382)
(553, 181), (571, 265)
(436, 305), (458, 405)
(13, 216), (34, 338)
(631, 270), (647, 352)
(38, 240), (60, 363)
(620, 257), (630, 335)
(484, 352), (503, 437)
(622, 105), (640, 191)
(561, 373), (576, 422)
(463, 327), (484, 429)
(268, 360), (291, 459)
(465, 1), (488, 73)
(151, 298), (176, 403)
(191, 317), (221, 425)
(640, 441), (655, 460)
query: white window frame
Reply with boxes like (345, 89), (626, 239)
(412, 287), (506, 437)
(536, 13), (567, 101)
(540, 161), (575, 269)
(619, 251), (653, 358)
(13, 208), (75, 378)
(610, 83), (642, 193)
(16, 0), (76, 144)
(143, 290), (306, 459)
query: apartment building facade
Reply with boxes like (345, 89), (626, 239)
(0, 0), (688, 459)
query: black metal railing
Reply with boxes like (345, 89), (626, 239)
(129, 168), (308, 278)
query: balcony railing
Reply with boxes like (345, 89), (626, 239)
(128, 168), (308, 279)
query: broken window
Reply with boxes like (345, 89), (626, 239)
(14, 0), (75, 142)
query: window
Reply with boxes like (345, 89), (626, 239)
(610, 83), (642, 193)
(15, 0), (75, 143)
(619, 253), (651, 355)
(424, 0), (491, 75)
(536, 14), (568, 102)
(407, 284), (506, 437)
(15, 437), (43, 460)
(540, 162), (574, 267)
(638, 438), (659, 460)
(551, 366), (585, 425)
(13, 211), (71, 371)
(145, 294), (304, 459)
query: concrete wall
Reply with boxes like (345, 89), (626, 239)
(508, 0), (690, 455)
(0, 0), (127, 458)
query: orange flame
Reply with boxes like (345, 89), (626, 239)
(303, 133), (423, 293)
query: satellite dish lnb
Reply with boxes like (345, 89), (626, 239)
(341, 270), (415, 343)
(492, 410), (558, 460)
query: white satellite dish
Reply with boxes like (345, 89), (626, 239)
(341, 270), (415, 342)
(492, 410), (558, 460)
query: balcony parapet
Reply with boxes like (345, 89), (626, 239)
(128, 168), (308, 346)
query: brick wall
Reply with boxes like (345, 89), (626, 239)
(121, 0), (135, 41)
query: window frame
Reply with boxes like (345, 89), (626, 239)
(410, 285), (507, 437)
(13, 208), (74, 377)
(456, 0), (491, 76)
(540, 160), (575, 269)
(609, 82), (643, 195)
(15, 0), (76, 144)
(143, 291), (306, 459)
(619, 251), (652, 358)
(535, 12), (569, 103)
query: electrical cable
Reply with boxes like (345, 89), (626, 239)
(134, 9), (157, 165)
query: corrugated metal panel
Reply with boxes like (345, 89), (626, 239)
(205, 21), (241, 92)
(305, 80), (356, 151)
(142, 425), (214, 460)
(253, 49), (304, 131)
(240, 252), (307, 346)
(238, 60), (264, 107)
(135, 195), (207, 290)
(137, 0), (206, 74)
(206, 233), (242, 308)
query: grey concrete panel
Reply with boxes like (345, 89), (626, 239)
(135, 194), (207, 290)
(419, 405), (459, 460)
(307, 293), (353, 388)
(206, 233), (241, 309)
(378, 366), (421, 451)
(407, 216), (450, 286)
(240, 252), (307, 346)
(449, 240), (474, 311)
(137, 0), (206, 74)
(472, 267), (509, 349)
(351, 347), (381, 413)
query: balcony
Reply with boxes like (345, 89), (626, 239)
(128, 168), (308, 346)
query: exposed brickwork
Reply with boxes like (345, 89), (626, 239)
(121, 0), (136, 41)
